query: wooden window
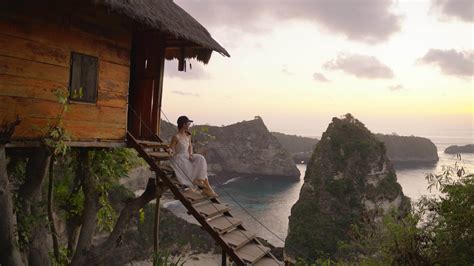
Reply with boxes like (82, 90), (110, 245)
(69, 52), (98, 103)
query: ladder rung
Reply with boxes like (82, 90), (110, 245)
(207, 215), (242, 234)
(254, 257), (283, 266)
(182, 189), (210, 204)
(194, 202), (230, 218)
(148, 152), (170, 161)
(159, 164), (174, 173)
(137, 140), (169, 148)
(221, 229), (255, 249)
(235, 243), (270, 264)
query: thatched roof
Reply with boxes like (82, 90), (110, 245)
(100, 0), (230, 63)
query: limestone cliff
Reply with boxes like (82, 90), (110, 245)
(445, 144), (474, 154)
(271, 132), (319, 163)
(375, 134), (439, 166)
(285, 114), (410, 260)
(160, 118), (300, 179)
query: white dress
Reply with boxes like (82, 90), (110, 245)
(170, 134), (208, 187)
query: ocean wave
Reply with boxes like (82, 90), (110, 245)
(222, 176), (243, 185)
(163, 200), (180, 208)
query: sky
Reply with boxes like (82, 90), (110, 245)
(161, 0), (473, 138)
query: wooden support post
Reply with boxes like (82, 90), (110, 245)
(221, 248), (227, 266)
(153, 180), (165, 257)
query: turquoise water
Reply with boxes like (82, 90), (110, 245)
(166, 135), (474, 247)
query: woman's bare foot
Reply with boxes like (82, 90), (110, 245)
(202, 187), (218, 198)
(192, 179), (204, 188)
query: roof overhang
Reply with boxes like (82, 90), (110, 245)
(100, 0), (230, 64)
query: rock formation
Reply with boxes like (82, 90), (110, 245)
(375, 134), (439, 166)
(444, 144), (474, 154)
(285, 114), (410, 260)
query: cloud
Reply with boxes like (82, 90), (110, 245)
(431, 0), (473, 22)
(176, 0), (402, 44)
(388, 84), (405, 91)
(418, 49), (473, 77)
(323, 53), (394, 79)
(171, 90), (200, 97)
(282, 65), (294, 76)
(313, 72), (330, 82)
(165, 60), (211, 80)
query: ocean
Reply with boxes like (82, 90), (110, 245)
(165, 135), (474, 247)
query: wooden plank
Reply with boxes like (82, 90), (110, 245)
(0, 15), (131, 66)
(221, 229), (256, 249)
(136, 140), (169, 148)
(5, 116), (125, 140)
(182, 189), (209, 203)
(194, 202), (231, 218)
(63, 120), (126, 140)
(0, 33), (70, 67)
(235, 243), (270, 264)
(69, 6), (132, 47)
(207, 216), (242, 233)
(0, 96), (126, 124)
(254, 257), (282, 266)
(98, 78), (128, 94)
(0, 74), (67, 100)
(0, 55), (69, 82)
(100, 60), (130, 83)
(148, 151), (170, 161)
(97, 90), (127, 109)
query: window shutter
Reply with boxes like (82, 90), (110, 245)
(69, 52), (98, 103)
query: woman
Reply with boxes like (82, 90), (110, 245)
(168, 116), (218, 197)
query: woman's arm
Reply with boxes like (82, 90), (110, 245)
(168, 136), (178, 156)
(188, 135), (194, 160)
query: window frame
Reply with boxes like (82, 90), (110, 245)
(68, 52), (99, 104)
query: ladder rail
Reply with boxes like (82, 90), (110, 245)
(127, 132), (247, 265)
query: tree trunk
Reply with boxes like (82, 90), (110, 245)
(17, 147), (52, 266)
(70, 149), (100, 266)
(66, 156), (83, 258)
(153, 183), (165, 256)
(0, 144), (24, 266)
(47, 159), (60, 261)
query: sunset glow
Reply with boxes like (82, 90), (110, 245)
(162, 0), (473, 137)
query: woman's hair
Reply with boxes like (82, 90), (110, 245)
(177, 122), (191, 135)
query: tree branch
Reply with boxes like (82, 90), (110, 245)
(81, 178), (158, 265)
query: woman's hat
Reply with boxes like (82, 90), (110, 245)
(177, 116), (193, 126)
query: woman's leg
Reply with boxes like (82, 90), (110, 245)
(201, 178), (218, 197)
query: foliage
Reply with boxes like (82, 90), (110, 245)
(337, 155), (474, 265)
(39, 88), (72, 156)
(16, 208), (45, 250)
(295, 257), (336, 266)
(52, 152), (83, 219)
(152, 250), (186, 266)
(89, 148), (145, 232)
(51, 148), (144, 233)
(50, 246), (71, 266)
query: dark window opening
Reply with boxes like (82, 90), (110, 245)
(69, 52), (98, 103)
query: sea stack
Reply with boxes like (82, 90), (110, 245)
(285, 114), (410, 260)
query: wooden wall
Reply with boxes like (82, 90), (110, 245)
(0, 4), (132, 143)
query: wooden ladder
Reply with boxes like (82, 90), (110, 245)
(127, 132), (283, 266)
